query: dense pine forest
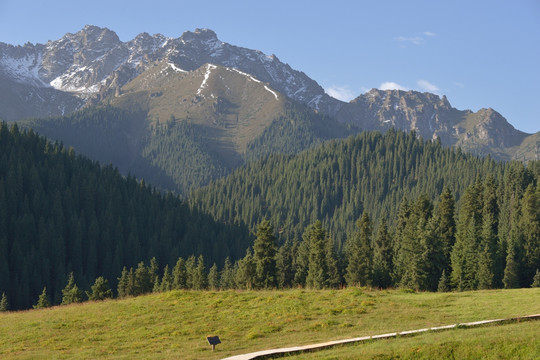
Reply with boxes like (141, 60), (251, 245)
(191, 129), (526, 243)
(0, 123), (250, 309)
(187, 130), (539, 291)
(1, 121), (539, 310)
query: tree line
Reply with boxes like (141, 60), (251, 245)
(13, 173), (538, 311)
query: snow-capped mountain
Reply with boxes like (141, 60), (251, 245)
(0, 25), (343, 120)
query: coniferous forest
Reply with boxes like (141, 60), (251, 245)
(0, 123), (249, 309)
(0, 121), (539, 310)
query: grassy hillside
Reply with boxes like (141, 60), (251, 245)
(1, 288), (538, 359)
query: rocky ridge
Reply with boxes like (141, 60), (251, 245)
(0, 25), (343, 120)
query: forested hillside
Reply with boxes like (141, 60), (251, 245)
(188, 130), (539, 291)
(191, 129), (515, 243)
(0, 123), (250, 309)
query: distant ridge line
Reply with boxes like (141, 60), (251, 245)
(221, 314), (540, 360)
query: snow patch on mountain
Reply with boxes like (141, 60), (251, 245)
(0, 53), (46, 87)
(168, 63), (187, 73)
(197, 64), (217, 95)
(228, 67), (279, 100)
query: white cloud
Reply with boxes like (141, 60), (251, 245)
(326, 85), (356, 102)
(454, 81), (465, 88)
(379, 82), (408, 91)
(395, 36), (425, 45)
(423, 31), (437, 37)
(417, 79), (440, 93)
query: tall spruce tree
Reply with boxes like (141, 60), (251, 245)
(325, 234), (341, 288)
(160, 265), (173, 292)
(451, 183), (483, 290)
(236, 248), (256, 289)
(521, 183), (540, 283)
(276, 240), (295, 288)
(117, 267), (129, 298)
(305, 221), (329, 289)
(503, 221), (523, 289)
(293, 239), (310, 287)
(208, 263), (220, 290)
(220, 257), (236, 289)
(434, 187), (456, 272)
(396, 195), (434, 290)
(345, 212), (373, 286)
(193, 255), (208, 290)
(185, 255), (196, 289)
(372, 217), (393, 288)
(253, 220), (277, 288)
(172, 257), (187, 290)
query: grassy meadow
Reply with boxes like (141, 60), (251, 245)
(0, 288), (538, 359)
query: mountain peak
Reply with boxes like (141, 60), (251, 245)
(77, 24), (120, 44)
(180, 28), (218, 42)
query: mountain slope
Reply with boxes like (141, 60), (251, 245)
(22, 61), (357, 195)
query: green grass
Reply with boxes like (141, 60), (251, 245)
(0, 288), (538, 359)
(287, 321), (540, 359)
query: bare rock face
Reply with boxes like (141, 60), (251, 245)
(334, 89), (530, 159)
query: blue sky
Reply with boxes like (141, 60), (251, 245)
(1, 0), (539, 133)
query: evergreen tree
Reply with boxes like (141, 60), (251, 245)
(532, 269), (540, 288)
(276, 240), (294, 288)
(345, 212), (373, 287)
(185, 255), (196, 289)
(396, 195), (434, 290)
(236, 248), (256, 289)
(437, 269), (450, 292)
(220, 257), (236, 289)
(0, 292), (8, 311)
(434, 187), (456, 272)
(86, 276), (113, 301)
(148, 257), (159, 289)
(193, 255), (208, 290)
(117, 267), (129, 298)
(503, 225), (522, 289)
(208, 263), (220, 290)
(152, 276), (161, 293)
(521, 183), (540, 283)
(172, 257), (187, 289)
(451, 183), (483, 290)
(134, 261), (152, 295)
(253, 220), (277, 288)
(305, 221), (329, 289)
(160, 265), (173, 292)
(61, 272), (83, 305)
(372, 217), (393, 288)
(325, 234), (341, 288)
(293, 239), (309, 287)
(477, 176), (499, 289)
(34, 287), (51, 309)
(422, 217), (446, 291)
